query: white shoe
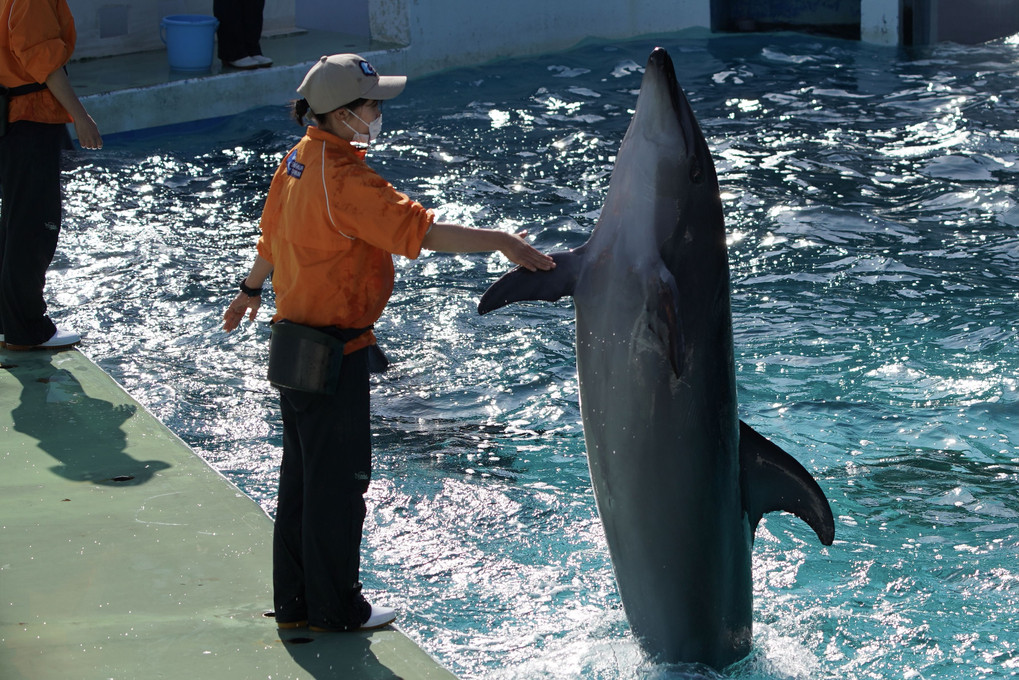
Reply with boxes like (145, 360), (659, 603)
(360, 604), (396, 630)
(39, 328), (81, 349)
(250, 54), (273, 67)
(227, 56), (261, 69)
(4, 327), (80, 351)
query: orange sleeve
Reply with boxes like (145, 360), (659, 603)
(7, 0), (74, 84)
(255, 233), (273, 265)
(326, 162), (434, 259)
(255, 162), (289, 265)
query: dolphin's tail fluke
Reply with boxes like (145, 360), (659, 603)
(478, 248), (585, 315)
(739, 420), (836, 546)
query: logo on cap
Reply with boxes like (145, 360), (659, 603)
(359, 60), (377, 77)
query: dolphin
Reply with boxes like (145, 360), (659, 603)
(478, 47), (835, 669)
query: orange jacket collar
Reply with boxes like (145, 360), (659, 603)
(305, 125), (368, 160)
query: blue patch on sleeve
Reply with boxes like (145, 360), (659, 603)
(286, 150), (305, 179)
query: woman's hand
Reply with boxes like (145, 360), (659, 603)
(223, 292), (261, 331)
(73, 114), (103, 150)
(499, 231), (556, 272)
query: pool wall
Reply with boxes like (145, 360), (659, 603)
(367, 0), (712, 72)
(66, 0), (713, 63)
(66, 0), (1019, 63)
(65, 0), (1019, 136)
(71, 1), (716, 137)
(67, 0), (296, 60)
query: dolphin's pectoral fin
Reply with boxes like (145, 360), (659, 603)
(478, 249), (583, 315)
(739, 420), (835, 546)
(646, 266), (685, 378)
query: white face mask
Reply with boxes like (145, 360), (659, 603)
(343, 110), (382, 144)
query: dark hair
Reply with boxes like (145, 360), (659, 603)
(291, 98), (324, 126)
(291, 98), (371, 126)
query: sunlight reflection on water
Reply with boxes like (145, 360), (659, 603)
(51, 30), (1018, 680)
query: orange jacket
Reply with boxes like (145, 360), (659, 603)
(0, 0), (75, 124)
(257, 126), (435, 354)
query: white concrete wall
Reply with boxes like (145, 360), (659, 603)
(296, 0), (369, 36)
(371, 0), (712, 73)
(69, 0), (714, 65)
(69, 0), (711, 66)
(78, 0), (716, 136)
(860, 0), (899, 46)
(67, 0), (295, 60)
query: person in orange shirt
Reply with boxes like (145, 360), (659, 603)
(223, 54), (554, 632)
(0, 0), (101, 350)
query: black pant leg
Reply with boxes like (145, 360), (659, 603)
(213, 0), (247, 62)
(0, 121), (62, 345)
(272, 394), (308, 623)
(272, 347), (372, 630)
(244, 0), (265, 57)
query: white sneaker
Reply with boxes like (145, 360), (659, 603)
(39, 328), (81, 349)
(250, 54), (273, 67)
(4, 327), (80, 351)
(360, 604), (396, 630)
(227, 56), (261, 69)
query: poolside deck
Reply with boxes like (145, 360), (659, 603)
(70, 28), (404, 137)
(0, 347), (456, 679)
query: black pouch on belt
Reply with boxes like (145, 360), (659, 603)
(267, 321), (370, 395)
(0, 82), (49, 138)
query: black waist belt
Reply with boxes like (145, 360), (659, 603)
(267, 321), (371, 395)
(3, 82), (49, 97)
(1, 82), (49, 137)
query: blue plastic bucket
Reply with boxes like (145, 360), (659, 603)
(159, 15), (219, 72)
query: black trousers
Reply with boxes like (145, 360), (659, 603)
(0, 121), (62, 345)
(213, 0), (265, 62)
(273, 347), (373, 629)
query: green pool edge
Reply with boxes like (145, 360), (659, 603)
(0, 347), (456, 680)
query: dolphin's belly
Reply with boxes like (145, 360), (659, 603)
(574, 312), (752, 666)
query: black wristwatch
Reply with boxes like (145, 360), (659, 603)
(239, 278), (262, 297)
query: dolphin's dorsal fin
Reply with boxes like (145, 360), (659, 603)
(739, 420), (835, 546)
(478, 248), (584, 315)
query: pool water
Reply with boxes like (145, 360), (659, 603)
(53, 29), (1017, 679)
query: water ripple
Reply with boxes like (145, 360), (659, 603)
(48, 30), (1019, 680)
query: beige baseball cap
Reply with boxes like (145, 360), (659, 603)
(297, 54), (407, 115)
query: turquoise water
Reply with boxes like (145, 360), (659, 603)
(53, 30), (1017, 679)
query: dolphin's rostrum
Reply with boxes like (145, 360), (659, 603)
(479, 47), (835, 669)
